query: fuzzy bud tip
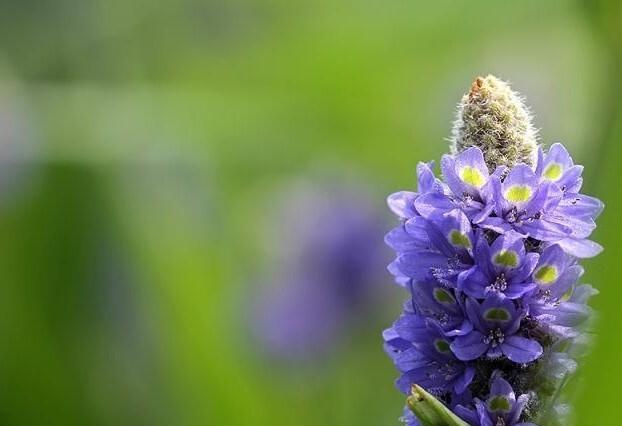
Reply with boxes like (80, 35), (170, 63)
(450, 75), (539, 170)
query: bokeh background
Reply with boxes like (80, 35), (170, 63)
(0, 0), (620, 424)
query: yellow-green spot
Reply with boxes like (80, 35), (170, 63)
(488, 396), (511, 412)
(543, 163), (563, 181)
(449, 230), (471, 249)
(534, 265), (558, 285)
(433, 288), (456, 304)
(459, 166), (485, 188)
(484, 308), (511, 322)
(434, 339), (451, 354)
(494, 250), (518, 268)
(504, 185), (533, 203)
(561, 287), (573, 302)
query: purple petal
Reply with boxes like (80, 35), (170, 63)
(445, 319), (474, 337)
(559, 193), (604, 219)
(441, 154), (467, 197)
(489, 375), (515, 400)
(458, 267), (489, 298)
(518, 218), (571, 241)
(556, 237), (603, 258)
(451, 331), (488, 361)
(472, 201), (495, 224)
(395, 251), (448, 279)
(476, 400), (494, 426)
(479, 217), (514, 234)
(388, 191), (418, 219)
(504, 282), (537, 299)
(414, 192), (455, 219)
(454, 366), (476, 394)
(385, 226), (423, 252)
(501, 336), (542, 363)
(416, 161), (437, 193)
(569, 284), (598, 304)
(559, 165), (583, 193)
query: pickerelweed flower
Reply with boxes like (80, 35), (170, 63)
(384, 75), (603, 426)
(253, 180), (387, 362)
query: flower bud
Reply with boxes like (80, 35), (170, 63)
(450, 75), (538, 170)
(406, 385), (469, 426)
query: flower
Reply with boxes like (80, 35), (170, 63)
(454, 373), (536, 426)
(451, 294), (542, 364)
(385, 309), (474, 396)
(458, 230), (538, 299)
(384, 75), (603, 425)
(388, 209), (476, 287)
(253, 181), (387, 361)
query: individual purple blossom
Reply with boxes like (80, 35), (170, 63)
(408, 279), (472, 337)
(479, 150), (603, 258)
(454, 374), (536, 426)
(388, 162), (445, 216)
(388, 210), (476, 287)
(450, 294), (542, 363)
(384, 310), (474, 396)
(414, 148), (498, 223)
(458, 230), (538, 299)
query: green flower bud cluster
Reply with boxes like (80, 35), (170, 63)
(450, 75), (539, 170)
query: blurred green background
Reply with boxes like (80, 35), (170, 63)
(0, 0), (620, 424)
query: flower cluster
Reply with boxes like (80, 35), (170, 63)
(253, 181), (387, 362)
(383, 143), (603, 425)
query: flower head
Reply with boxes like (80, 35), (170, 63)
(384, 75), (603, 425)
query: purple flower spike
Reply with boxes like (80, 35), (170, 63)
(253, 181), (387, 362)
(385, 76), (603, 426)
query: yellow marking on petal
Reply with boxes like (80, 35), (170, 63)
(543, 163), (563, 181)
(488, 396), (512, 412)
(449, 230), (471, 249)
(534, 265), (558, 285)
(459, 166), (485, 188)
(434, 339), (452, 354)
(434, 288), (456, 304)
(493, 250), (519, 268)
(484, 308), (511, 322)
(561, 287), (573, 302)
(504, 185), (533, 203)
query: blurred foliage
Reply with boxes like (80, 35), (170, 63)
(0, 0), (619, 425)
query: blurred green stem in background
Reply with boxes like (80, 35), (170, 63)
(573, 1), (622, 425)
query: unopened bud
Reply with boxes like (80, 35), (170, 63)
(450, 75), (538, 170)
